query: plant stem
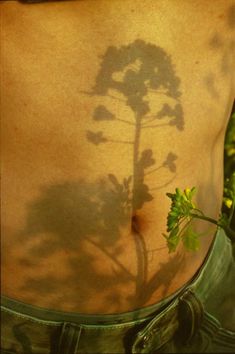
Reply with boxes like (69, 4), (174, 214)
(190, 213), (218, 226)
(189, 212), (235, 240)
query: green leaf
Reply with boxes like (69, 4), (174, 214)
(166, 192), (174, 199)
(167, 236), (180, 253)
(166, 226), (180, 253)
(182, 227), (200, 252)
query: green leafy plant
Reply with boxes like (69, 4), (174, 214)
(163, 173), (235, 253)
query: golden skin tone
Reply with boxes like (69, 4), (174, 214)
(1, 0), (235, 313)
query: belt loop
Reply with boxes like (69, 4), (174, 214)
(178, 288), (204, 344)
(58, 322), (82, 354)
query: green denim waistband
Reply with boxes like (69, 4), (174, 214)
(1, 228), (232, 325)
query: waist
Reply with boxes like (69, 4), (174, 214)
(1, 228), (233, 353)
(2, 222), (216, 314)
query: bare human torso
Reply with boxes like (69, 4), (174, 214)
(1, 0), (235, 314)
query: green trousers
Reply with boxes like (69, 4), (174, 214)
(1, 228), (235, 353)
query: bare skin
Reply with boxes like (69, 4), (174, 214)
(1, 0), (235, 314)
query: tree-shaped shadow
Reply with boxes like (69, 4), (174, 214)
(18, 39), (185, 311)
(86, 39), (183, 212)
(85, 39), (185, 303)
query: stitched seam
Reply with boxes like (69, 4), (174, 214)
(2, 307), (146, 330)
(80, 321), (145, 330)
(2, 307), (62, 326)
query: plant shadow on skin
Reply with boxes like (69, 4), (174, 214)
(17, 39), (185, 312)
(204, 5), (235, 99)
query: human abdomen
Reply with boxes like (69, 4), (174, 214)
(1, 0), (234, 313)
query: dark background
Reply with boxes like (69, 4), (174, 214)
(224, 101), (235, 232)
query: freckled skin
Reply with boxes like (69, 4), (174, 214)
(1, 0), (235, 313)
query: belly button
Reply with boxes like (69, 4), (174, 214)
(131, 215), (139, 233)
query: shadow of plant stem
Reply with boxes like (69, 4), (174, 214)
(85, 40), (184, 300)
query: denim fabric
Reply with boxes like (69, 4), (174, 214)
(1, 228), (235, 353)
